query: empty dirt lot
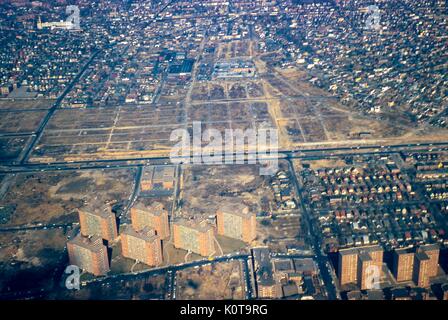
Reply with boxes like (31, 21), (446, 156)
(0, 168), (135, 227)
(176, 260), (245, 299)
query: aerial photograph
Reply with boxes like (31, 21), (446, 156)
(0, 0), (448, 310)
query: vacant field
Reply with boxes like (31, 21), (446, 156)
(191, 80), (264, 102)
(215, 40), (253, 60)
(0, 168), (135, 227)
(0, 228), (68, 295)
(180, 164), (268, 220)
(29, 95), (278, 163)
(0, 99), (54, 111)
(56, 272), (168, 300)
(215, 234), (247, 254)
(30, 105), (185, 162)
(0, 136), (29, 163)
(176, 260), (245, 299)
(257, 215), (305, 252)
(0, 110), (47, 134)
(297, 158), (348, 171)
(188, 101), (273, 126)
(191, 62), (376, 148)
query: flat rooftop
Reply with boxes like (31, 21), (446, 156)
(121, 225), (159, 242)
(68, 233), (105, 252)
(218, 202), (251, 218)
(173, 218), (213, 233)
(79, 205), (114, 219)
(133, 201), (167, 216)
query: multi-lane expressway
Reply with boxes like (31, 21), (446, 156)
(1, 141), (448, 175)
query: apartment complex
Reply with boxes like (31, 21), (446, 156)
(338, 248), (359, 287)
(78, 205), (118, 242)
(216, 203), (256, 243)
(67, 234), (109, 276)
(393, 244), (440, 287)
(338, 245), (383, 290)
(414, 244), (440, 287)
(121, 225), (163, 267)
(130, 202), (170, 239)
(172, 219), (215, 256)
(393, 247), (415, 282)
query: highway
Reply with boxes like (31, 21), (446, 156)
(2, 141), (448, 175)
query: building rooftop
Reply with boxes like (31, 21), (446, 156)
(415, 251), (430, 262)
(339, 245), (383, 257)
(79, 205), (114, 219)
(121, 225), (158, 242)
(293, 258), (317, 274)
(358, 251), (373, 263)
(133, 201), (167, 216)
(173, 218), (213, 233)
(272, 258), (295, 273)
(282, 283), (299, 297)
(218, 202), (251, 218)
(347, 290), (363, 300)
(359, 245), (384, 255)
(395, 247), (415, 255)
(339, 247), (358, 256)
(420, 243), (440, 252)
(68, 233), (105, 253)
